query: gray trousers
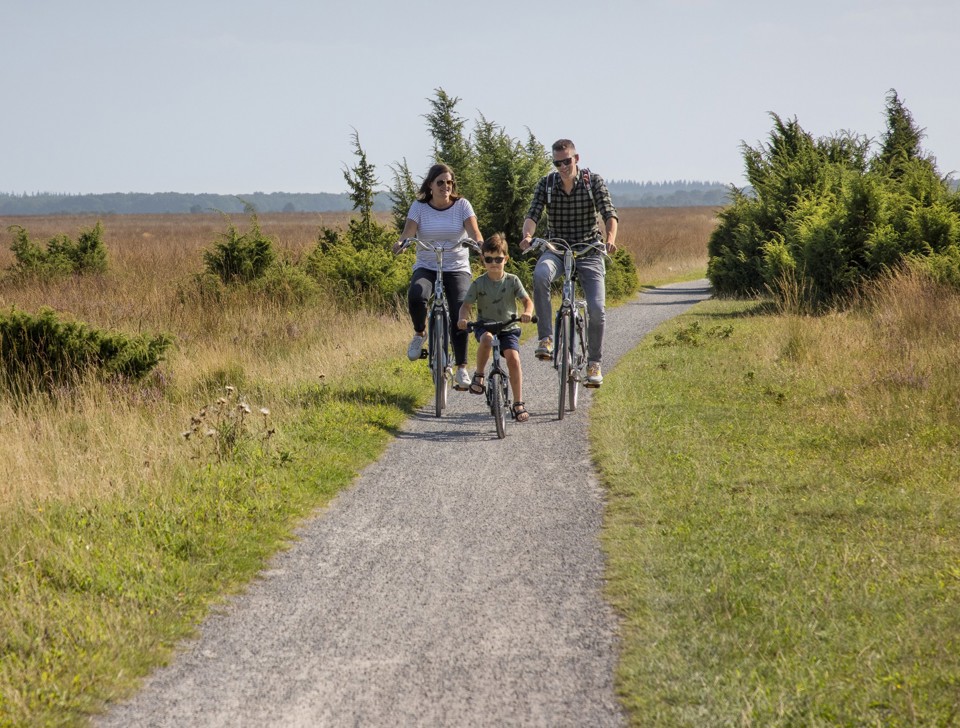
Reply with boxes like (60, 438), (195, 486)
(532, 252), (606, 364)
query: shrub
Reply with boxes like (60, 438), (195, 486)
(203, 210), (276, 284)
(251, 259), (322, 306)
(305, 222), (408, 305)
(606, 248), (640, 302)
(6, 221), (108, 279)
(306, 134), (411, 309)
(708, 92), (960, 307)
(0, 307), (172, 395)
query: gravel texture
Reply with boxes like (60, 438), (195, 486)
(96, 280), (712, 727)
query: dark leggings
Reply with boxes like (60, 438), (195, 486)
(407, 268), (472, 367)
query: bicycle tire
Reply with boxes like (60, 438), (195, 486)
(555, 310), (571, 420)
(431, 309), (447, 417)
(490, 372), (506, 439)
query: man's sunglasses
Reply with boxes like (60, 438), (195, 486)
(484, 256), (505, 264)
(553, 157), (575, 168)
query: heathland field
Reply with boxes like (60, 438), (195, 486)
(2, 205), (958, 725)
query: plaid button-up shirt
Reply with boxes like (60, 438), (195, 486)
(525, 168), (618, 245)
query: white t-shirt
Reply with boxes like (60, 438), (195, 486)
(407, 198), (477, 273)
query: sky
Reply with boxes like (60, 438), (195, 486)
(4, 0), (959, 196)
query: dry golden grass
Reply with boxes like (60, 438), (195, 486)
(0, 211), (406, 507)
(615, 206), (717, 283)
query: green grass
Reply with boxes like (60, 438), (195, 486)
(0, 361), (427, 728)
(592, 300), (960, 726)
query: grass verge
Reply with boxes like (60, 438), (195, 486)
(592, 299), (960, 725)
(0, 360), (427, 727)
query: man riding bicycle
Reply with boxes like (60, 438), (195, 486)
(519, 139), (619, 387)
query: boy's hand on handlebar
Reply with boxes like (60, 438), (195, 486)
(457, 318), (468, 330)
(520, 312), (532, 324)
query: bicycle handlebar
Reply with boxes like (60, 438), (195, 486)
(394, 237), (480, 255)
(464, 314), (537, 334)
(523, 237), (611, 261)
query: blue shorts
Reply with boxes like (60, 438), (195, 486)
(474, 327), (520, 352)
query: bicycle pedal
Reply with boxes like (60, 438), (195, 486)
(419, 349), (428, 359)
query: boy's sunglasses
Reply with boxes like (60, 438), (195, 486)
(484, 256), (505, 264)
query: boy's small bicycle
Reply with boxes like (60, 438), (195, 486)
(464, 315), (536, 439)
(395, 236), (478, 417)
(525, 237), (609, 420)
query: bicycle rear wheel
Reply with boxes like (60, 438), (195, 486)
(555, 310), (571, 420)
(430, 310), (448, 417)
(489, 372), (506, 439)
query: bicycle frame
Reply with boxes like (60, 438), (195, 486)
(525, 237), (607, 420)
(396, 237), (478, 417)
(465, 315), (533, 439)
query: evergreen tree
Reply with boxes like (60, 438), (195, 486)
(424, 89), (480, 205)
(387, 157), (418, 233)
(875, 89), (930, 178)
(342, 128), (379, 241)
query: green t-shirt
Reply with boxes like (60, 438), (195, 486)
(463, 273), (529, 331)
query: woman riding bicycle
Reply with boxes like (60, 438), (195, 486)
(393, 163), (483, 391)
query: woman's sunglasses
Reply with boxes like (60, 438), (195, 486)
(435, 179), (454, 187)
(484, 256), (506, 264)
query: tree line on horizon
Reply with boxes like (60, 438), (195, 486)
(0, 180), (733, 216)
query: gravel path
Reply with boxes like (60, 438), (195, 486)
(97, 280), (712, 727)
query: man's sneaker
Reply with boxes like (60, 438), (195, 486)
(535, 337), (553, 361)
(452, 367), (471, 391)
(585, 361), (603, 388)
(406, 334), (426, 361)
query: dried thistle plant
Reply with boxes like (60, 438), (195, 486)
(182, 385), (275, 464)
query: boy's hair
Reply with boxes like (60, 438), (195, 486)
(482, 233), (508, 256)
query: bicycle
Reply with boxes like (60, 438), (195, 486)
(525, 237), (609, 420)
(395, 237), (478, 417)
(464, 315), (536, 439)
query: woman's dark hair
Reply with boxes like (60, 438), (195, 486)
(417, 163), (462, 202)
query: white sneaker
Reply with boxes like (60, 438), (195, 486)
(453, 367), (471, 391)
(407, 334), (425, 361)
(585, 361), (603, 387)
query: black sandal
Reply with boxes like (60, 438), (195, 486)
(469, 371), (485, 395)
(511, 401), (529, 422)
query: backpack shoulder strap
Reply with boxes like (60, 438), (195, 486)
(546, 171), (558, 206)
(581, 168), (596, 205)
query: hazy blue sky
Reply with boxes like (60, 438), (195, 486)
(4, 0), (958, 195)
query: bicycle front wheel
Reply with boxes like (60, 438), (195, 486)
(555, 310), (571, 420)
(489, 372), (506, 439)
(569, 311), (584, 412)
(431, 310), (448, 417)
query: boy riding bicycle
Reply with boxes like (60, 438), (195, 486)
(457, 234), (534, 423)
